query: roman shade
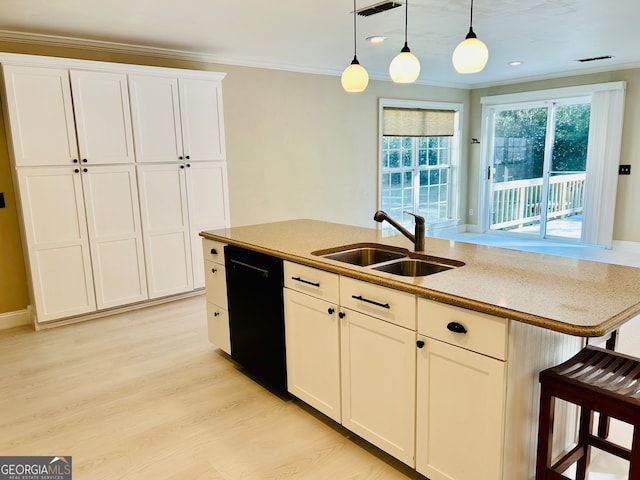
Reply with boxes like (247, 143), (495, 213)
(383, 107), (455, 137)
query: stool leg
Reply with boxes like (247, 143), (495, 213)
(575, 407), (593, 480)
(537, 383), (555, 480)
(629, 424), (640, 480)
(598, 330), (619, 439)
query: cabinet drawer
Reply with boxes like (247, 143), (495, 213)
(204, 259), (227, 306)
(417, 298), (508, 360)
(203, 239), (227, 265)
(340, 276), (416, 330)
(284, 261), (339, 304)
(206, 301), (230, 354)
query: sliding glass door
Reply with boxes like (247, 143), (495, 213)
(487, 99), (590, 240)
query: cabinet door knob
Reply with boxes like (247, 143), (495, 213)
(210, 248), (218, 255)
(447, 322), (468, 334)
(338, 311), (346, 319)
(73, 159), (78, 163)
(185, 155), (190, 160)
(74, 168), (80, 173)
(211, 268), (217, 273)
(328, 307), (335, 315)
(186, 163), (191, 168)
(180, 165), (185, 169)
(416, 340), (425, 349)
(179, 156), (184, 160)
(213, 311), (220, 317)
(83, 168), (88, 173)
(82, 158), (88, 163)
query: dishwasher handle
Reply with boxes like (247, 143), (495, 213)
(230, 258), (270, 278)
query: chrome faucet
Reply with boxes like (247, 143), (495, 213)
(374, 210), (425, 251)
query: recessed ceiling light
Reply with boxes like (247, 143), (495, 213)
(508, 60), (524, 67)
(366, 36), (387, 44)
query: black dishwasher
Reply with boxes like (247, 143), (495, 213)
(224, 245), (286, 391)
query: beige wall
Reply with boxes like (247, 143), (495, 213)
(0, 42), (470, 314)
(466, 69), (640, 242)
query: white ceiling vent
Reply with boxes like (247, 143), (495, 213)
(357, 1), (402, 17)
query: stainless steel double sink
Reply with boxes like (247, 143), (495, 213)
(311, 243), (464, 278)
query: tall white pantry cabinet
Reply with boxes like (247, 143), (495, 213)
(0, 54), (230, 326)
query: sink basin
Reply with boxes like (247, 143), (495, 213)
(312, 242), (464, 277)
(321, 246), (406, 266)
(372, 259), (453, 277)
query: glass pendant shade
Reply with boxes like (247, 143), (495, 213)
(341, 58), (369, 92)
(452, 30), (489, 73)
(389, 47), (421, 83)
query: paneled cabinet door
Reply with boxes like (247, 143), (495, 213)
(178, 78), (225, 161)
(137, 163), (194, 298)
(81, 165), (148, 309)
(16, 167), (96, 322)
(340, 309), (416, 467)
(284, 288), (341, 422)
(128, 75), (183, 163)
(186, 162), (230, 288)
(416, 335), (506, 480)
(128, 75), (225, 163)
(69, 70), (135, 165)
(2, 65), (78, 166)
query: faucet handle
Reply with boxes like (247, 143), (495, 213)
(403, 211), (425, 224)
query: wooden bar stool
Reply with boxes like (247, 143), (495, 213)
(536, 345), (640, 480)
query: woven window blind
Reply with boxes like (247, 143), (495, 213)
(383, 107), (455, 137)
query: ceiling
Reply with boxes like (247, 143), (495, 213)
(0, 0), (638, 88)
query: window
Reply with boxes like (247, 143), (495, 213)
(378, 100), (462, 232)
(479, 82), (626, 248)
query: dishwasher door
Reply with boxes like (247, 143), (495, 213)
(224, 245), (286, 391)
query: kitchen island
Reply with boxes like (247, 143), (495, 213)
(200, 219), (640, 480)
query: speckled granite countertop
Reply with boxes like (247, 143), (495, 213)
(200, 219), (640, 337)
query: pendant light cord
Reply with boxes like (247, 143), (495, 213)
(404, 0), (409, 45)
(469, 0), (474, 29)
(353, 0), (357, 59)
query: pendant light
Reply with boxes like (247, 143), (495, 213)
(452, 0), (489, 74)
(341, 0), (369, 93)
(389, 0), (420, 83)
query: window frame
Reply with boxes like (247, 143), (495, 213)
(377, 98), (463, 232)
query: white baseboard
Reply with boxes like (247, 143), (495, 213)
(611, 240), (640, 253)
(0, 307), (32, 330)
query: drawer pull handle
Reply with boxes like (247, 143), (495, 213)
(351, 295), (390, 309)
(328, 307), (335, 315)
(210, 248), (218, 255)
(291, 276), (320, 287)
(447, 322), (468, 334)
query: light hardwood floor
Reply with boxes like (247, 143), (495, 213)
(0, 295), (422, 480)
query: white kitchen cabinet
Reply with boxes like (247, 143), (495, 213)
(284, 288), (341, 422)
(69, 70), (135, 165)
(137, 163), (194, 298)
(1, 65), (78, 166)
(186, 162), (230, 288)
(204, 239), (230, 354)
(340, 308), (416, 467)
(128, 74), (225, 163)
(16, 167), (96, 322)
(137, 161), (229, 295)
(81, 165), (147, 309)
(415, 335), (506, 480)
(283, 262), (341, 422)
(1, 53), (229, 325)
(16, 165), (148, 322)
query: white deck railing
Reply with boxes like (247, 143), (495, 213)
(491, 173), (586, 230)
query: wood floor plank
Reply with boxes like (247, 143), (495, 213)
(0, 296), (421, 480)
